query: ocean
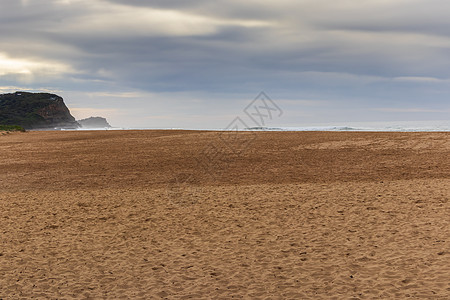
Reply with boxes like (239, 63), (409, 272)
(72, 120), (450, 132)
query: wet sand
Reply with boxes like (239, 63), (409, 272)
(1, 130), (449, 299)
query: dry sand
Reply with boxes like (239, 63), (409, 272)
(0, 130), (449, 299)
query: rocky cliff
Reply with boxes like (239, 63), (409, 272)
(78, 117), (111, 128)
(0, 92), (79, 129)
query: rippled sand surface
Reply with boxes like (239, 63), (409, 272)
(1, 130), (449, 299)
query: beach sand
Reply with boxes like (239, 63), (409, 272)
(1, 130), (449, 299)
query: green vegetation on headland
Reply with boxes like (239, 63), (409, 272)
(0, 125), (26, 132)
(0, 91), (79, 129)
(0, 92), (52, 128)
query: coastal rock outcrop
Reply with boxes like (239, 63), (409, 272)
(0, 92), (79, 129)
(77, 117), (111, 128)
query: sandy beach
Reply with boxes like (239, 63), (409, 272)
(0, 130), (449, 299)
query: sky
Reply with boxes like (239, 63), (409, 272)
(1, 0), (450, 128)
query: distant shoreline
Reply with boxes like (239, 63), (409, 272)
(26, 127), (450, 132)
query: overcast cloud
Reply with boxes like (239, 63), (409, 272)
(1, 0), (449, 128)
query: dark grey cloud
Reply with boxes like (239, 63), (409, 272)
(1, 0), (449, 127)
